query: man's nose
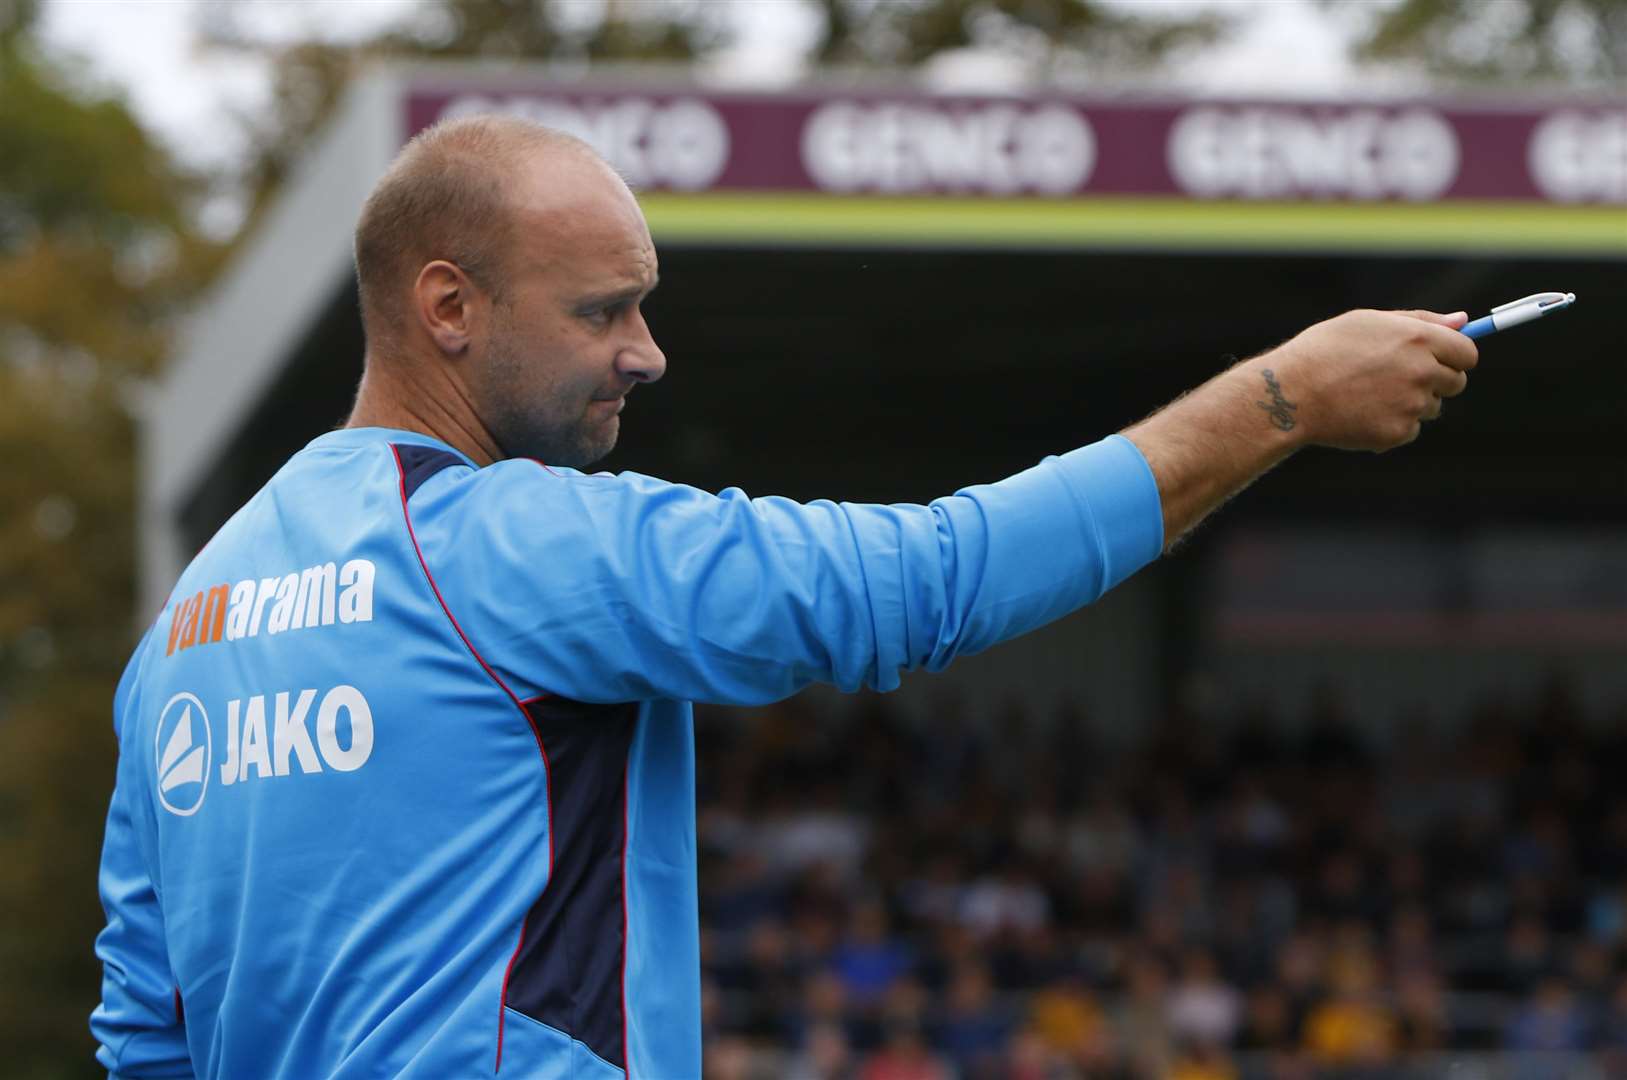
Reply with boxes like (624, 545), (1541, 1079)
(617, 311), (666, 384)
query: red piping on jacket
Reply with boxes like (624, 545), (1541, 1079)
(389, 445), (555, 1073)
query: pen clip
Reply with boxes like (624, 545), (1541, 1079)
(1492, 292), (1570, 313)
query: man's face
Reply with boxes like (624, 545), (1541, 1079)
(474, 154), (664, 468)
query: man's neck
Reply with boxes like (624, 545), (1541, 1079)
(347, 355), (505, 467)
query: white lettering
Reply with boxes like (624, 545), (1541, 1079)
(237, 694), (270, 782)
(1168, 106), (1458, 201)
(214, 685), (374, 795)
(316, 685), (374, 772)
(273, 689), (322, 776)
(337, 559), (375, 624)
(1019, 106), (1097, 195)
(224, 579), (255, 641)
(1383, 110), (1458, 200)
(248, 577), (279, 637)
(1530, 110), (1627, 203)
(192, 558), (375, 653)
(292, 562), (337, 631)
(802, 101), (1095, 196)
(265, 574), (298, 635)
(651, 99), (731, 190)
(221, 698), (240, 785)
(440, 94), (729, 191)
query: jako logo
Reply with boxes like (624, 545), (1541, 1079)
(155, 692), (212, 816)
(167, 559), (376, 657)
(220, 685), (374, 786)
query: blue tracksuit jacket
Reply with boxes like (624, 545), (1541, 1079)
(92, 425), (1163, 1078)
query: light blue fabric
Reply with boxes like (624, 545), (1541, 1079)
(92, 425), (1163, 1078)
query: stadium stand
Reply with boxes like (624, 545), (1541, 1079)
(694, 681), (1627, 1079)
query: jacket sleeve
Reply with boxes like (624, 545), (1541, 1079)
(413, 434), (1164, 706)
(90, 634), (194, 1078)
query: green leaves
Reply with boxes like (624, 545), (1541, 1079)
(811, 0), (1232, 72)
(0, 29), (216, 1076)
(1337, 0), (1626, 85)
(0, 0), (39, 47)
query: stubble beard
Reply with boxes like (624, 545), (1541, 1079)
(484, 329), (618, 469)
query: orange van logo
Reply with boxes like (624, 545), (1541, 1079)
(166, 586), (229, 655)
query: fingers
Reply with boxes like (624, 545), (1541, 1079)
(1412, 322), (1479, 375)
(1427, 365), (1470, 399)
(1396, 309), (1469, 330)
(1391, 308), (1478, 369)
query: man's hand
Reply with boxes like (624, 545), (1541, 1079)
(1123, 308), (1480, 549)
(1251, 309), (1478, 452)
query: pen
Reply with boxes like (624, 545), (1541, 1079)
(1461, 292), (1576, 340)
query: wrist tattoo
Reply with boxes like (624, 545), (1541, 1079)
(1256, 369), (1298, 432)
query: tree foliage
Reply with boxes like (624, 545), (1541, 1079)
(1338, 0), (1627, 85)
(0, 9), (220, 1072)
(811, 0), (1231, 73)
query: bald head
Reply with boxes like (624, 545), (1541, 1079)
(346, 113), (664, 469)
(352, 115), (605, 346)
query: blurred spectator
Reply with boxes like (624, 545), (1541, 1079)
(959, 866), (1051, 940)
(857, 1021), (951, 1080)
(1001, 1029), (1070, 1080)
(1026, 976), (1117, 1070)
(761, 784), (869, 878)
(1501, 914), (1555, 996)
(791, 970), (866, 1053)
(734, 920), (802, 1039)
(786, 1022), (855, 1080)
(900, 853), (967, 928)
(1236, 986), (1296, 1050)
(932, 963), (1013, 1078)
(1599, 975), (1627, 1077)
(1385, 903), (1437, 981)
(832, 900), (912, 1006)
(1166, 948), (1243, 1047)
(1064, 792), (1141, 875)
(694, 685), (1627, 1070)
(1115, 953), (1174, 1078)
(1504, 976), (1592, 1051)
(1568, 938), (1615, 1008)
(1169, 1042), (1239, 1080)
(705, 851), (785, 931)
(1272, 931), (1323, 1028)
(1393, 970), (1451, 1050)
(1235, 986), (1307, 1080)
(876, 979), (933, 1050)
(707, 1035), (761, 1080)
(1302, 952), (1397, 1065)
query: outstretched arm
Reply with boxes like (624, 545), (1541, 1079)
(415, 307), (1478, 706)
(1123, 309), (1478, 549)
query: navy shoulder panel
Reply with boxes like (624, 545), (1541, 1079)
(393, 444), (469, 500)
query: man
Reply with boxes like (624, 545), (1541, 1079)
(92, 116), (1476, 1078)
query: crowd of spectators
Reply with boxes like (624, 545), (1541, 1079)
(694, 680), (1627, 1079)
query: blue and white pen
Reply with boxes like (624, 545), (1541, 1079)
(1461, 292), (1576, 340)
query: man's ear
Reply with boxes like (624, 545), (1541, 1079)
(413, 260), (482, 357)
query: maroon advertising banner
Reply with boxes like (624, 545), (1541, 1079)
(405, 83), (1627, 205)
